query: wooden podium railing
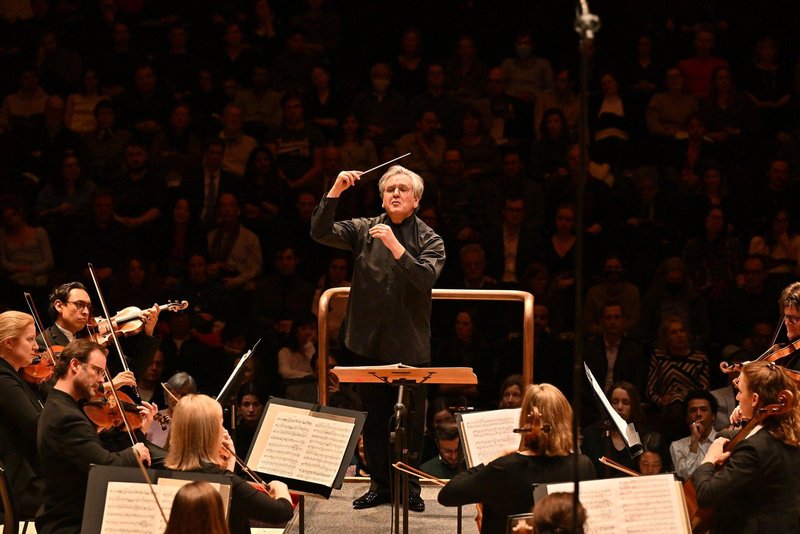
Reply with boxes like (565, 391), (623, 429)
(316, 288), (535, 406)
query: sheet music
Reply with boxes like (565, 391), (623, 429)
(255, 411), (354, 487)
(100, 481), (180, 534)
(584, 363), (642, 449)
(546, 475), (688, 534)
(459, 408), (521, 468)
(156, 478), (229, 517)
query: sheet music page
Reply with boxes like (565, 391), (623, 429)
(100, 481), (180, 534)
(546, 474), (688, 534)
(156, 478), (229, 517)
(459, 408), (521, 468)
(255, 411), (354, 487)
(584, 363), (641, 448)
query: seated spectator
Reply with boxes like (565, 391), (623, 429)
(27, 95), (80, 177)
(105, 256), (163, 311)
(583, 255), (642, 337)
(234, 382), (267, 455)
(669, 390), (718, 481)
(409, 62), (464, 135)
(500, 30), (554, 102)
(498, 374), (524, 409)
(207, 193), (263, 290)
(35, 30), (83, 95)
(394, 109), (446, 184)
(187, 138), (243, 230)
(336, 113), (378, 173)
(305, 64), (347, 141)
(392, 28), (426, 99)
(482, 196), (540, 287)
(0, 66), (48, 135)
(311, 253), (351, 350)
(419, 423), (466, 479)
(646, 316), (710, 443)
(715, 256), (779, 347)
(481, 149), (545, 231)
(114, 64), (173, 140)
(446, 35), (488, 101)
(350, 62), (408, 150)
(79, 100), (131, 184)
(748, 208), (800, 279)
(96, 21), (142, 96)
(65, 68), (109, 134)
(243, 147), (291, 219)
(590, 71), (632, 168)
(219, 103), (258, 178)
(710, 349), (748, 431)
(533, 68), (579, 140)
(453, 106), (499, 179)
(187, 69), (227, 138)
(216, 22), (259, 88)
(638, 257), (710, 348)
(134, 348), (166, 407)
(530, 107), (573, 182)
(154, 197), (207, 286)
(35, 153), (97, 227)
(150, 103), (203, 191)
(646, 66), (697, 142)
(677, 27), (728, 99)
(741, 36), (793, 137)
(277, 314), (318, 403)
(270, 30), (316, 93)
(682, 205), (742, 299)
(266, 92), (325, 195)
(234, 64), (283, 138)
(0, 197), (54, 293)
(152, 22), (200, 102)
(164, 480), (230, 534)
(582, 381), (664, 478)
(435, 148), (483, 243)
(252, 244), (316, 332)
(434, 308), (488, 404)
(160, 311), (225, 395)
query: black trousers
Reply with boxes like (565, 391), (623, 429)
(354, 355), (427, 496)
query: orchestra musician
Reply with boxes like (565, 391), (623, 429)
(36, 339), (155, 534)
(0, 311), (44, 517)
(437, 383), (596, 533)
(164, 393), (294, 534)
(769, 281), (800, 370)
(691, 361), (800, 533)
(310, 165), (445, 512)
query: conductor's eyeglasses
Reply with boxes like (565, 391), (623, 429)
(385, 185), (411, 195)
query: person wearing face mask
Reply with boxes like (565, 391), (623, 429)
(583, 255), (641, 337)
(646, 316), (710, 444)
(499, 31), (554, 103)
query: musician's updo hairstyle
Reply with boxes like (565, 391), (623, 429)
(518, 383), (573, 456)
(166, 394), (226, 470)
(0, 311), (33, 345)
(741, 361), (800, 447)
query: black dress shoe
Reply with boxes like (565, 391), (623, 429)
(408, 493), (425, 512)
(353, 491), (391, 509)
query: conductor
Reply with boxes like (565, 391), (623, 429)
(311, 165), (445, 511)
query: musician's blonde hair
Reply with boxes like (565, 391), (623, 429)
(0, 311), (34, 346)
(165, 394), (226, 470)
(519, 383), (573, 456)
(742, 361), (800, 447)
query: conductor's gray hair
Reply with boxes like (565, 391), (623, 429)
(378, 165), (424, 200)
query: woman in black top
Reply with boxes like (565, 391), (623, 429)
(438, 383), (596, 533)
(165, 394), (294, 534)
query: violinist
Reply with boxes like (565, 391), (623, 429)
(768, 281), (800, 371)
(36, 339), (154, 534)
(0, 311), (44, 516)
(691, 361), (800, 533)
(37, 281), (160, 393)
(437, 384), (596, 534)
(165, 394), (294, 534)
(145, 372), (197, 448)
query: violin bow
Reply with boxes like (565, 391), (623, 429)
(87, 263), (143, 402)
(23, 292), (54, 363)
(133, 445), (168, 526)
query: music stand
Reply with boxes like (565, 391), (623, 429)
(332, 366), (477, 534)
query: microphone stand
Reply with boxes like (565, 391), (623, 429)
(572, 1), (600, 531)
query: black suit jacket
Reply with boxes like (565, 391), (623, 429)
(0, 358), (43, 497)
(691, 428), (800, 533)
(37, 324), (70, 348)
(36, 389), (138, 534)
(182, 167), (242, 226)
(482, 225), (541, 284)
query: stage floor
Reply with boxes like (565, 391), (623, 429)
(285, 480), (479, 534)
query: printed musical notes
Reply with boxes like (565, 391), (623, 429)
(100, 481), (179, 534)
(458, 408), (521, 467)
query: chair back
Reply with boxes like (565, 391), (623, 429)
(0, 464), (19, 534)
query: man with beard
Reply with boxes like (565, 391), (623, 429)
(36, 339), (154, 534)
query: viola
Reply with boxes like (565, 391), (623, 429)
(86, 300), (188, 345)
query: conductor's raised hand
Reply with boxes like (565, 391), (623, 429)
(329, 170), (363, 197)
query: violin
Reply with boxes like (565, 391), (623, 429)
(86, 300), (188, 345)
(82, 386), (170, 433)
(21, 292), (60, 385)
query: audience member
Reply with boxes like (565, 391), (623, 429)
(669, 389), (719, 480)
(419, 423), (465, 479)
